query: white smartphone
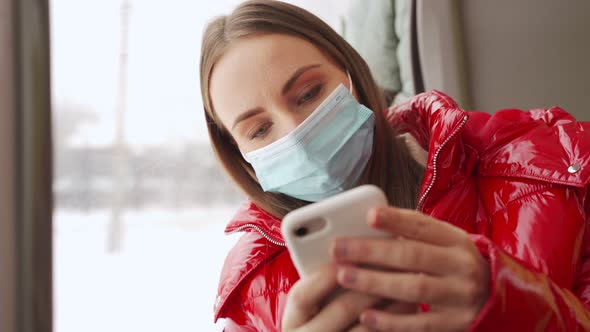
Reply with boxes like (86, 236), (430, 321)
(281, 185), (391, 277)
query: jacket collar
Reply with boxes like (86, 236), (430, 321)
(386, 90), (478, 210)
(224, 201), (284, 243)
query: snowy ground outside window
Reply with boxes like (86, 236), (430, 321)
(54, 207), (239, 331)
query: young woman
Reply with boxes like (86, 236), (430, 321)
(200, 1), (590, 331)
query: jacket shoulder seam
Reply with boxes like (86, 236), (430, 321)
(490, 184), (554, 219)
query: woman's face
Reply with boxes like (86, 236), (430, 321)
(210, 34), (353, 153)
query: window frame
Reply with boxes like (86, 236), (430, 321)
(0, 0), (53, 331)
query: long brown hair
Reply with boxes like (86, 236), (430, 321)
(200, 0), (423, 217)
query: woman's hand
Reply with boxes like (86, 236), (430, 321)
(282, 264), (418, 332)
(281, 265), (383, 332)
(331, 207), (490, 332)
(348, 301), (420, 332)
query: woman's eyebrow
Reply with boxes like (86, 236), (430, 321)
(231, 107), (264, 131)
(281, 63), (322, 96)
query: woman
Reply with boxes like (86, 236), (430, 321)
(200, 1), (590, 331)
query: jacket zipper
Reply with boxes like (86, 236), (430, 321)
(228, 115), (468, 244)
(226, 223), (286, 246)
(417, 115), (469, 211)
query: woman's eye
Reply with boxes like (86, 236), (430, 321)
(296, 85), (322, 106)
(250, 123), (271, 140)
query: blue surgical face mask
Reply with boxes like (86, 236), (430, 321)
(243, 74), (375, 202)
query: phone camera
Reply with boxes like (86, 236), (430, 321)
(294, 227), (308, 237)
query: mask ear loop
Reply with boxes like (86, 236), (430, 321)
(347, 70), (354, 95)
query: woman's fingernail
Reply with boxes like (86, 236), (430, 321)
(373, 208), (388, 227)
(338, 268), (356, 285)
(366, 208), (380, 226)
(333, 242), (348, 259)
(360, 312), (377, 328)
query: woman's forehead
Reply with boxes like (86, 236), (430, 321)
(211, 34), (329, 87)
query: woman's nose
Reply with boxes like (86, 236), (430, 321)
(276, 111), (307, 135)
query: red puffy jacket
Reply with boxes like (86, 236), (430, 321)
(214, 91), (590, 331)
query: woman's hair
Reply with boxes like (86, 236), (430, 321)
(200, 0), (423, 217)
